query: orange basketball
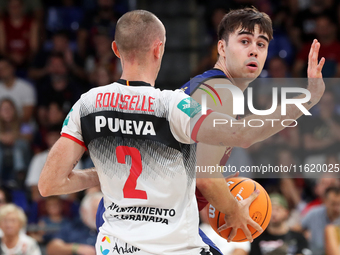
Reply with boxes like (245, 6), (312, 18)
(206, 177), (272, 242)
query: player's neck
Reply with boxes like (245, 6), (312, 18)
(120, 63), (156, 87)
(267, 222), (289, 236)
(213, 61), (248, 92)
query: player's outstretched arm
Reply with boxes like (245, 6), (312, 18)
(196, 39), (325, 148)
(38, 137), (100, 197)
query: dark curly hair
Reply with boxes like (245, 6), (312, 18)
(217, 7), (273, 45)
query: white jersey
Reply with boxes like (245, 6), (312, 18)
(61, 80), (212, 254)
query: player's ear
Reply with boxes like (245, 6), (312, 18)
(154, 40), (163, 59)
(112, 41), (121, 58)
(217, 39), (226, 58)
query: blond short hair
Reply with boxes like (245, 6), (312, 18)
(0, 203), (27, 228)
(115, 10), (164, 59)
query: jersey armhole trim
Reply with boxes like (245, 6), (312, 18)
(191, 109), (213, 143)
(190, 76), (231, 95)
(61, 133), (88, 150)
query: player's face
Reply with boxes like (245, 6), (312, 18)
(224, 25), (269, 80)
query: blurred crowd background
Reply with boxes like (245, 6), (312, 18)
(0, 0), (340, 254)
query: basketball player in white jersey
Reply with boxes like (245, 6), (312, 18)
(38, 10), (325, 255)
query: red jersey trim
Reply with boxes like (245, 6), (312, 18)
(61, 133), (87, 150)
(191, 109), (213, 143)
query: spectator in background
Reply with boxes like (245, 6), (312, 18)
(0, 203), (41, 255)
(36, 53), (82, 115)
(300, 90), (340, 165)
(45, 0), (83, 40)
(0, 186), (11, 208)
(325, 152), (340, 166)
(0, 0), (43, 23)
(301, 174), (340, 216)
(86, 32), (121, 83)
(46, 192), (102, 255)
(301, 187), (340, 255)
(293, 15), (340, 78)
(29, 30), (86, 85)
(0, 0), (38, 70)
(276, 148), (306, 224)
(32, 101), (66, 154)
(324, 218), (340, 255)
(90, 65), (113, 87)
(30, 196), (70, 245)
(268, 56), (290, 78)
(193, 7), (226, 76)
(0, 58), (36, 124)
(0, 98), (30, 185)
(0, 186), (12, 237)
(264, 2), (295, 65)
(250, 194), (311, 255)
(291, 0), (336, 50)
(77, 0), (118, 57)
(47, 102), (66, 127)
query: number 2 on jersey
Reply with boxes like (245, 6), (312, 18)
(116, 146), (147, 199)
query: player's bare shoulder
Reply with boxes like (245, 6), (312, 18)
(191, 77), (235, 117)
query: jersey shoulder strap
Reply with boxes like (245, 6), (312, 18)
(180, 69), (230, 96)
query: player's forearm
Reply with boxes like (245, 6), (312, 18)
(237, 97), (313, 147)
(39, 168), (99, 197)
(196, 178), (239, 217)
(61, 168), (100, 195)
(38, 137), (95, 197)
(197, 94), (316, 148)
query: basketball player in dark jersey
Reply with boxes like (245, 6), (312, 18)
(182, 8), (274, 249)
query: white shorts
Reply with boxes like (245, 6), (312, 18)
(96, 232), (213, 255)
(96, 232), (153, 255)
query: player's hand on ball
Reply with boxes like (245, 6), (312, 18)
(217, 189), (263, 243)
(307, 39), (325, 105)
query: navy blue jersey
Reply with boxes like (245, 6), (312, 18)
(180, 68), (227, 95)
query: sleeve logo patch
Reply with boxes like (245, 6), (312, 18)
(62, 108), (73, 127)
(177, 98), (201, 117)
